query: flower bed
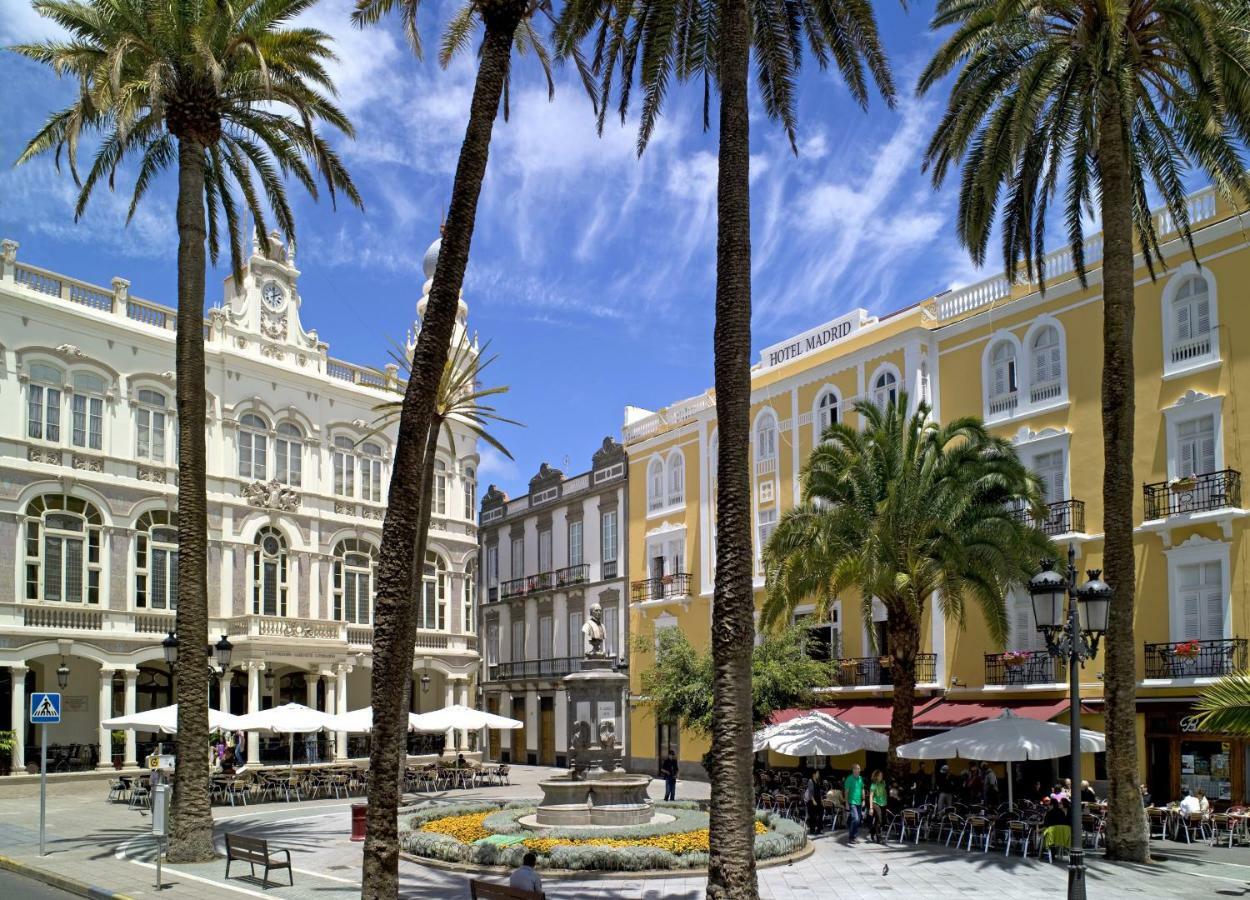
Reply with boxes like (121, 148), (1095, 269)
(400, 801), (805, 872)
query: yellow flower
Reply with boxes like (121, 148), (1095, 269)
(421, 812), (491, 844)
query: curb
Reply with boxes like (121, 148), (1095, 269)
(0, 854), (138, 900)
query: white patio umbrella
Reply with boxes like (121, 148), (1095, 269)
(324, 707), (426, 733)
(231, 703), (338, 775)
(103, 703), (245, 735)
(409, 704), (523, 733)
(753, 711), (889, 757)
(894, 710), (1107, 806)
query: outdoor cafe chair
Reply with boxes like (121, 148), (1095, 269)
(1081, 813), (1106, 849)
(129, 776), (151, 810)
(1209, 812), (1238, 848)
(107, 777), (130, 803)
(964, 815), (993, 852)
(940, 811), (965, 847)
(1177, 812), (1210, 844)
(1003, 820), (1032, 857)
(1147, 807), (1169, 840)
(893, 808), (925, 845)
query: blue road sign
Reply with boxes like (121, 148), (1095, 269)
(30, 692), (61, 724)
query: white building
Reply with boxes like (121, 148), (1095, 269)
(478, 440), (628, 766)
(0, 232), (481, 771)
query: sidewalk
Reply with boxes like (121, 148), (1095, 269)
(2, 768), (1248, 898)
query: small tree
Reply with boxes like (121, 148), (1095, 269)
(636, 626), (833, 738)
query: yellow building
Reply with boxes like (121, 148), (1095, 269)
(624, 184), (1250, 803)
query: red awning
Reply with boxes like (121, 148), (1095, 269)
(771, 698), (944, 730)
(913, 699), (1070, 729)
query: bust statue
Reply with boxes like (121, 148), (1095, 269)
(582, 603), (607, 657)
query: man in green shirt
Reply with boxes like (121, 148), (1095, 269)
(844, 763), (865, 843)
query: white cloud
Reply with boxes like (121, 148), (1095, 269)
(477, 443), (519, 486)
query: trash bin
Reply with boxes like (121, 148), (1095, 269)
(351, 802), (367, 842)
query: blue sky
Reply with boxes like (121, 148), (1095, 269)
(0, 0), (987, 498)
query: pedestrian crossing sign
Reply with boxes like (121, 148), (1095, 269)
(30, 692), (61, 724)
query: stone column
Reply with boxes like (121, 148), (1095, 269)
(455, 680), (470, 750)
(334, 664), (349, 760)
(9, 667), (26, 771)
(304, 672), (319, 709)
(218, 671), (234, 714)
(97, 668), (116, 770)
(444, 679), (456, 751)
(246, 661), (264, 763)
(123, 670), (138, 767)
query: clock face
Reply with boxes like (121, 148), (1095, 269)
(262, 282), (285, 310)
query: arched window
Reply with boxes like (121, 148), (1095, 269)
(872, 370), (898, 408)
(239, 414), (268, 480)
(463, 466), (476, 521)
(987, 341), (1019, 415)
(71, 372), (106, 450)
(1029, 325), (1063, 403)
(647, 458), (665, 512)
(27, 363), (63, 442)
(23, 495), (103, 604)
(136, 389), (169, 463)
(666, 451), (685, 506)
(360, 442), (383, 503)
(816, 389), (839, 439)
(253, 526), (288, 616)
(464, 562), (476, 633)
(135, 510), (178, 610)
(274, 423), (303, 486)
(434, 459), (447, 515)
(755, 410), (777, 463)
(422, 552), (447, 630)
(1172, 275), (1211, 351)
(333, 539), (375, 625)
(332, 436), (355, 496)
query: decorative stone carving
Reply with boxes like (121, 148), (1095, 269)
(260, 312), (288, 341)
(27, 446), (62, 465)
(236, 337), (248, 349)
(361, 506), (384, 520)
(261, 343), (285, 360)
(72, 454), (104, 473)
(335, 501), (356, 516)
(55, 343), (85, 358)
(137, 465), (167, 484)
(243, 479), (300, 511)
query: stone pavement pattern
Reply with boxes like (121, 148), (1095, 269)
(0, 766), (1244, 898)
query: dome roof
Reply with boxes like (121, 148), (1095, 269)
(421, 237), (441, 279)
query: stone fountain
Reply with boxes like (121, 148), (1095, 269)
(531, 604), (656, 828)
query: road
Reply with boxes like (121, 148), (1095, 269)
(0, 868), (77, 899)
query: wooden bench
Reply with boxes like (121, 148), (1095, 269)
(224, 833), (293, 888)
(469, 879), (544, 900)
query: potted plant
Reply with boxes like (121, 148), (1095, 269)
(111, 730), (125, 769)
(0, 730), (15, 777)
(1173, 640), (1202, 660)
(1001, 650), (1032, 669)
(1170, 474), (1198, 494)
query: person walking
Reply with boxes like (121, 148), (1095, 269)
(803, 771), (824, 835)
(844, 763), (865, 844)
(660, 748), (679, 802)
(867, 769), (888, 842)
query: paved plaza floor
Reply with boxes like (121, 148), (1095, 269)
(0, 765), (1244, 898)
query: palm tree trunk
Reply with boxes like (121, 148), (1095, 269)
(361, 11), (521, 898)
(166, 138), (214, 864)
(1097, 89), (1149, 863)
(885, 606), (919, 783)
(706, 0), (757, 895)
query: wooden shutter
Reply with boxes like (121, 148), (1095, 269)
(1202, 561), (1224, 641)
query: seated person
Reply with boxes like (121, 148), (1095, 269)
(1079, 780), (1097, 804)
(1196, 789), (1210, 815)
(1179, 788), (1202, 816)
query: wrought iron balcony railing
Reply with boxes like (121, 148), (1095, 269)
(1144, 638), (1247, 679)
(984, 652), (1065, 686)
(631, 573), (692, 602)
(1009, 499), (1085, 536)
(488, 657), (586, 681)
(835, 653), (936, 687)
(553, 563), (589, 588)
(602, 560), (618, 579)
(1144, 469), (1241, 520)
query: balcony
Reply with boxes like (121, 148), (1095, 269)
(489, 656), (586, 681)
(984, 652), (1064, 686)
(1010, 499), (1085, 536)
(631, 573), (692, 602)
(1144, 469), (1241, 520)
(603, 560), (618, 580)
(835, 654), (937, 687)
(553, 564), (589, 588)
(988, 390), (1019, 418)
(1144, 638), (1248, 679)
(499, 565), (590, 600)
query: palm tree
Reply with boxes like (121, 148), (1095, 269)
(1194, 674), (1250, 735)
(763, 393), (1052, 771)
(553, 2), (894, 895)
(348, 3), (583, 892)
(917, 0), (1250, 861)
(13, 0), (360, 862)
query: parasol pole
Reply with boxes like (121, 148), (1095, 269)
(1007, 761), (1013, 808)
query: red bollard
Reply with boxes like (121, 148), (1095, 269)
(351, 802), (367, 842)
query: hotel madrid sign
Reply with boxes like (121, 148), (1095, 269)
(758, 309), (874, 371)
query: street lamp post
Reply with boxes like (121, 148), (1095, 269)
(1029, 544), (1112, 900)
(161, 631), (235, 697)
